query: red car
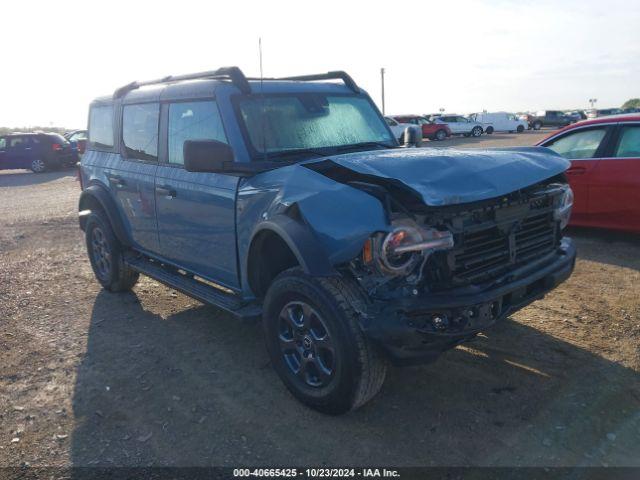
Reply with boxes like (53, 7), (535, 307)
(391, 115), (452, 141)
(537, 114), (640, 233)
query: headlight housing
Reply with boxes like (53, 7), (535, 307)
(367, 220), (454, 276)
(554, 184), (574, 230)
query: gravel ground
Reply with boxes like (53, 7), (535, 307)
(1, 132), (639, 467)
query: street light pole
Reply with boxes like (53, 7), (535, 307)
(380, 68), (386, 115)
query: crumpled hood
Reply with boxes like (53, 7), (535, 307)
(305, 146), (569, 206)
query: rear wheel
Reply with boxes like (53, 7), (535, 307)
(516, 125), (525, 133)
(486, 126), (494, 134)
(85, 211), (139, 292)
(263, 268), (386, 414)
(435, 129), (447, 141)
(533, 121), (542, 130)
(30, 159), (46, 173)
(471, 126), (483, 137)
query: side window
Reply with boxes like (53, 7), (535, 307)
(167, 101), (227, 166)
(9, 136), (26, 148)
(122, 103), (159, 161)
(613, 125), (640, 158)
(545, 128), (608, 159)
(88, 105), (114, 149)
(0, 138), (5, 149)
(385, 118), (397, 127)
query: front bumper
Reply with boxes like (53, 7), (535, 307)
(360, 238), (576, 365)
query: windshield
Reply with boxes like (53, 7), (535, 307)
(237, 93), (395, 159)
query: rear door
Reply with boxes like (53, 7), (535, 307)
(441, 116), (461, 134)
(6, 136), (29, 169)
(154, 99), (240, 289)
(114, 102), (161, 253)
(0, 137), (6, 169)
(587, 123), (640, 231)
(541, 125), (613, 226)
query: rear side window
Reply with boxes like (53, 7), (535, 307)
(0, 138), (5, 149)
(122, 103), (159, 161)
(545, 127), (607, 159)
(614, 125), (640, 158)
(9, 136), (27, 147)
(88, 106), (114, 149)
(168, 101), (227, 166)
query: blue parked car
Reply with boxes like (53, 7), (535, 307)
(0, 132), (79, 172)
(79, 67), (576, 413)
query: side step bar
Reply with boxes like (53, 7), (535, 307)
(124, 254), (262, 321)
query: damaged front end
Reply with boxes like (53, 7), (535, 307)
(240, 146), (576, 365)
(340, 177), (576, 365)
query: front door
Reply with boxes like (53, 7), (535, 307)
(541, 125), (613, 226)
(587, 123), (640, 230)
(155, 100), (240, 289)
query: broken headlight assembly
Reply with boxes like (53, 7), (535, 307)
(554, 184), (574, 230)
(363, 219), (454, 277)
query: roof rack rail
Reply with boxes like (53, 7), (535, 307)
(276, 71), (359, 92)
(113, 66), (251, 99)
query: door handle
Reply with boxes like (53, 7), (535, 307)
(566, 166), (586, 175)
(156, 185), (177, 198)
(107, 175), (126, 186)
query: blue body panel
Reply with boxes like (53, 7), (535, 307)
(155, 165), (240, 288)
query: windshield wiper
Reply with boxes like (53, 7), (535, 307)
(266, 148), (331, 161)
(333, 141), (396, 153)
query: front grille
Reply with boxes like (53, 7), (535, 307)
(450, 211), (557, 285)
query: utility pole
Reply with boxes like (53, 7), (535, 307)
(380, 68), (386, 115)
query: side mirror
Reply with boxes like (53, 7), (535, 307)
(184, 140), (234, 173)
(401, 127), (422, 148)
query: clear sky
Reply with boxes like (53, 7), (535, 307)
(1, 0), (638, 128)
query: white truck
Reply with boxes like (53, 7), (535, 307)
(469, 112), (527, 134)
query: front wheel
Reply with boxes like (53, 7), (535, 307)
(471, 126), (483, 137)
(435, 129), (447, 141)
(486, 126), (494, 135)
(516, 125), (525, 133)
(263, 268), (387, 414)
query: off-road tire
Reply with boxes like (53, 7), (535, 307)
(85, 211), (139, 292)
(263, 267), (387, 414)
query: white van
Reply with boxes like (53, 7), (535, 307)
(469, 112), (527, 134)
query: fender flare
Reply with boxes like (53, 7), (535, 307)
(249, 215), (337, 278)
(78, 184), (131, 247)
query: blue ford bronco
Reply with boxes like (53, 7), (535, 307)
(79, 67), (576, 414)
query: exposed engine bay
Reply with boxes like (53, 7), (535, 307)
(345, 175), (573, 302)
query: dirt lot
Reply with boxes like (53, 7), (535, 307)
(1, 131), (639, 467)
